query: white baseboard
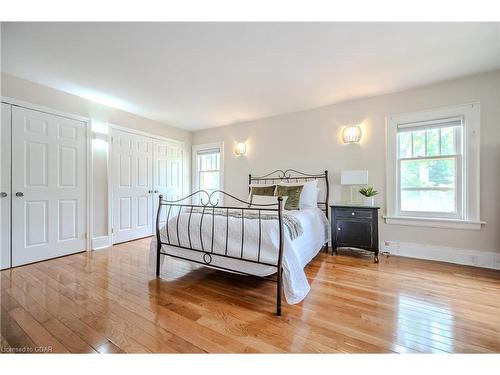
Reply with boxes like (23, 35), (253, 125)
(92, 235), (111, 250)
(380, 240), (500, 270)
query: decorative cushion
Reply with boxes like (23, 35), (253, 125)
(275, 185), (304, 210)
(249, 185), (276, 201)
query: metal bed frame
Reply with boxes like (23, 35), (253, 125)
(155, 169), (329, 316)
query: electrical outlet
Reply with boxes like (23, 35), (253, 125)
(382, 240), (400, 255)
(384, 240), (400, 248)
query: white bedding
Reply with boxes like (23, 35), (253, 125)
(150, 207), (329, 304)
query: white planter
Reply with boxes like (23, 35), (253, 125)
(363, 197), (375, 206)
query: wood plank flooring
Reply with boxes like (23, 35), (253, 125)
(1, 237), (499, 353)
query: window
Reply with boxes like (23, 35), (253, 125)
(192, 142), (224, 204)
(397, 118), (463, 218)
(386, 103), (484, 230)
(198, 149), (220, 194)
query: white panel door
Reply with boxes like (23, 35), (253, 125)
(153, 140), (184, 227)
(112, 129), (153, 244)
(11, 106), (87, 267)
(1, 103), (12, 270)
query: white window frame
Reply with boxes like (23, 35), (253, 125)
(385, 103), (485, 230)
(192, 142), (224, 199)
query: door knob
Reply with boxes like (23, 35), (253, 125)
(0, 192), (7, 198)
(16, 192), (24, 197)
(154, 190), (159, 193)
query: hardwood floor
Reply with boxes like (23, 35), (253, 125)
(1, 237), (499, 353)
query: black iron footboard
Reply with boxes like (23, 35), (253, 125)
(155, 190), (285, 316)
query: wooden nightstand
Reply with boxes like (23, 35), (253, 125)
(330, 205), (380, 263)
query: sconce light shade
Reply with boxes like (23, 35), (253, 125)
(91, 120), (109, 135)
(235, 142), (247, 156)
(342, 125), (362, 143)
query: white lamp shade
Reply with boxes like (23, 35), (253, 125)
(341, 170), (368, 185)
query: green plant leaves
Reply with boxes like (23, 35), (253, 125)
(359, 186), (378, 197)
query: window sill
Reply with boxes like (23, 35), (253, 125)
(383, 215), (486, 230)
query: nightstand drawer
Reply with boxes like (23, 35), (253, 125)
(334, 208), (373, 219)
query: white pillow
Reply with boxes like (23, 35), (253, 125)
(251, 195), (288, 210)
(278, 179), (319, 209)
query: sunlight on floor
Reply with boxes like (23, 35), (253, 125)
(397, 295), (454, 353)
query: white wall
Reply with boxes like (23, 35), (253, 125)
(3, 70), (499, 263)
(1, 73), (192, 242)
(193, 70), (500, 256)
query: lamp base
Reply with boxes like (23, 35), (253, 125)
(348, 186), (363, 205)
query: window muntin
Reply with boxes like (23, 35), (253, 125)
(397, 119), (463, 218)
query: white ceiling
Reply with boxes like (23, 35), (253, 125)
(2, 22), (499, 131)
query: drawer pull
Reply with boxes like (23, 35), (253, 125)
(351, 212), (355, 215)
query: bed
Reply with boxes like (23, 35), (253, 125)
(152, 169), (329, 315)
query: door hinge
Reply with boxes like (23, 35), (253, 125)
(112, 228), (114, 234)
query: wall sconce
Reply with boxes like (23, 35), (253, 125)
(342, 125), (362, 144)
(92, 132), (109, 151)
(235, 142), (247, 156)
(91, 119), (109, 135)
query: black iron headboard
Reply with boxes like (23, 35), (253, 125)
(248, 169), (329, 218)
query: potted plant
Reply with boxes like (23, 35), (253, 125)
(359, 186), (378, 206)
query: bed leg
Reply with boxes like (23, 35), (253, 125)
(156, 241), (161, 277)
(276, 268), (282, 316)
(155, 194), (163, 278)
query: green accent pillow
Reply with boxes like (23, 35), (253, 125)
(275, 185), (304, 210)
(250, 185), (276, 200)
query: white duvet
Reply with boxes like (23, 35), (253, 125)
(150, 207), (329, 304)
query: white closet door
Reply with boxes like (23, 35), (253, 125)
(1, 103), (12, 270)
(112, 129), (153, 244)
(11, 106), (87, 267)
(153, 140), (184, 227)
